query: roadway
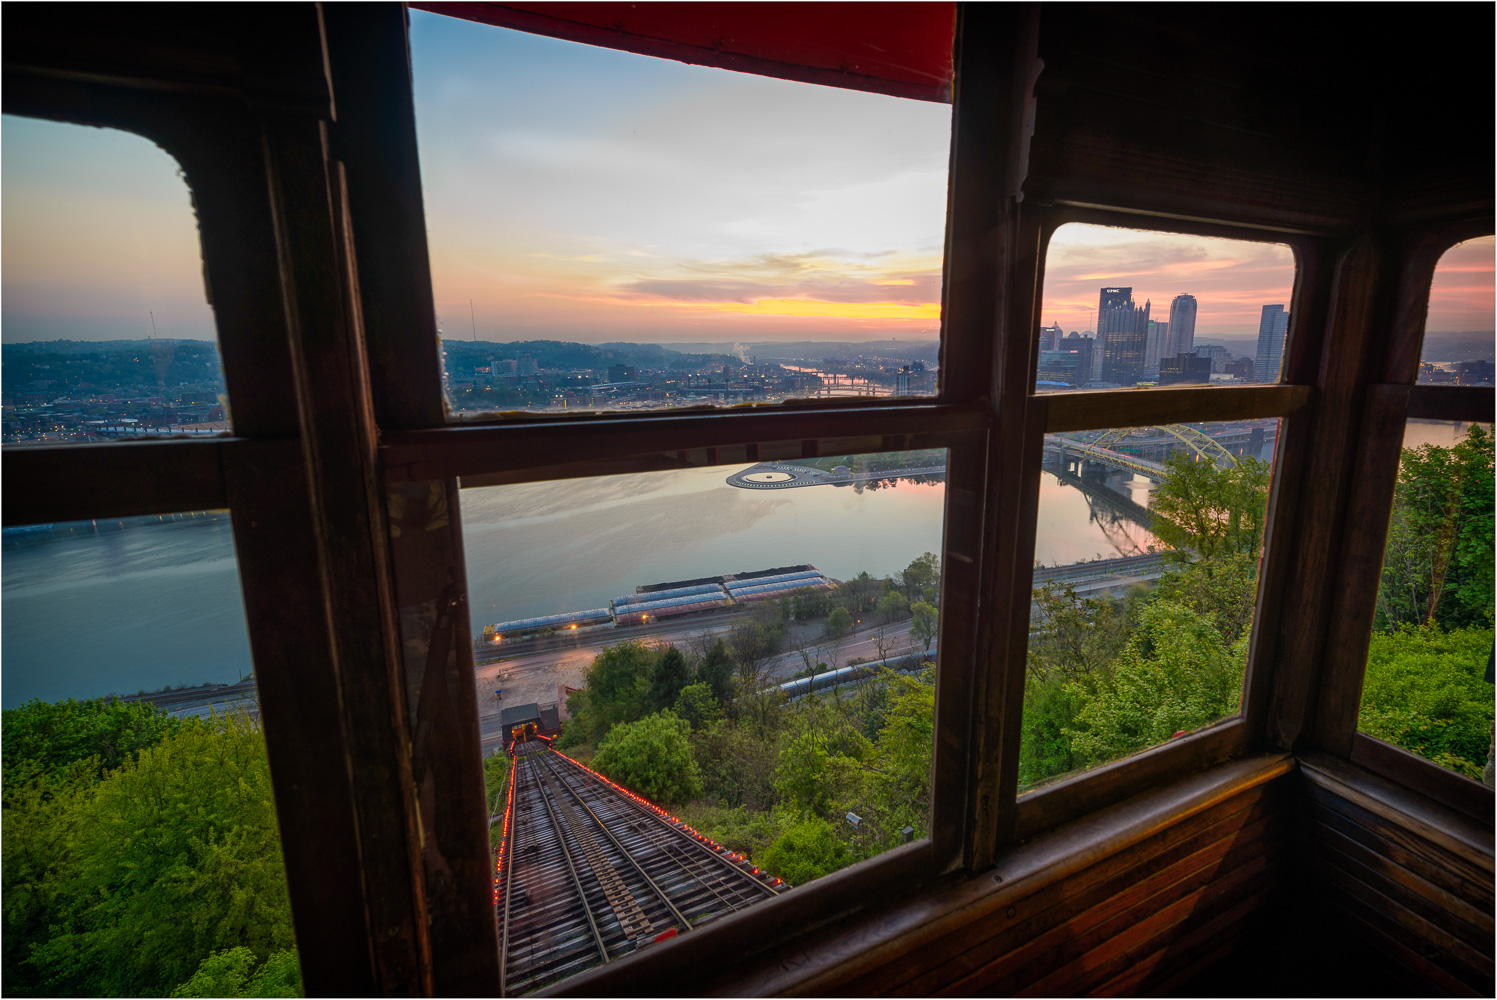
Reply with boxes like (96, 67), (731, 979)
(475, 615), (924, 752)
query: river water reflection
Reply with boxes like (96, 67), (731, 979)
(4, 462), (1155, 706)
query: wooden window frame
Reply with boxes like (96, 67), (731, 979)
(5, 3), (1491, 996)
(1309, 223), (1497, 824)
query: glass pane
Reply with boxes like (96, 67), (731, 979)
(1359, 419), (1494, 784)
(409, 11), (950, 419)
(1036, 224), (1296, 391)
(469, 450), (943, 992)
(2, 116), (228, 444)
(1019, 420), (1279, 790)
(1417, 236), (1495, 385)
(1, 514), (301, 995)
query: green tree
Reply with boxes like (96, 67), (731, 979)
(761, 817), (850, 885)
(910, 601), (938, 654)
(574, 640), (656, 743)
(646, 646), (690, 712)
(12, 713), (297, 997)
(876, 591), (909, 624)
(672, 683), (722, 733)
(826, 607), (853, 639)
(1064, 602), (1247, 769)
(690, 719), (779, 810)
(2, 696), (186, 782)
(170, 946), (302, 998)
(696, 641), (736, 707)
(592, 711), (702, 805)
(1376, 425), (1495, 630)
(1358, 624), (1494, 777)
(1149, 452), (1271, 564)
(899, 552), (940, 602)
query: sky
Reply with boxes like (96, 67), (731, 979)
(1425, 236), (1496, 334)
(1039, 225), (1298, 343)
(2, 12), (1491, 348)
(1, 114), (217, 343)
(408, 10), (951, 344)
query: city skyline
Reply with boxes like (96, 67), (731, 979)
(2, 18), (1493, 347)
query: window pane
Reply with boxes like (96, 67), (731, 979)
(1417, 236), (1495, 385)
(2, 116), (229, 444)
(468, 451), (943, 992)
(1, 514), (301, 995)
(1359, 419), (1494, 784)
(1019, 420), (1279, 790)
(1036, 224), (1296, 392)
(409, 11), (949, 418)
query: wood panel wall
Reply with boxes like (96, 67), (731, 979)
(1296, 754), (1495, 997)
(667, 756), (1293, 997)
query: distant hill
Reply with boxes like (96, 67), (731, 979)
(745, 340), (940, 363)
(3, 338), (217, 355)
(439, 338), (739, 370)
(1421, 332), (1495, 363)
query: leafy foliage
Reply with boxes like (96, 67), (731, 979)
(1019, 448), (1268, 789)
(1359, 625), (1494, 778)
(825, 607), (853, 639)
(910, 601), (938, 653)
(170, 947), (302, 998)
(1064, 602), (1246, 767)
(672, 683), (722, 733)
(2, 697), (187, 781)
(592, 711), (702, 806)
(1376, 424), (1494, 631)
(1150, 452), (1271, 563)
(2, 703), (299, 997)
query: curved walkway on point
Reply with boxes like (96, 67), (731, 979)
(726, 461), (946, 490)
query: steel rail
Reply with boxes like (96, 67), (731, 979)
(547, 756), (746, 915)
(524, 749), (610, 975)
(547, 748), (784, 898)
(552, 752), (781, 906)
(535, 749), (695, 933)
(499, 748), (517, 987)
(545, 751), (783, 928)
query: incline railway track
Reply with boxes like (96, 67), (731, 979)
(497, 741), (785, 995)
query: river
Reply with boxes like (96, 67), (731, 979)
(7, 422), (1385, 707)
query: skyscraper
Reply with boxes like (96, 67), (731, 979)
(1167, 294), (1197, 358)
(1038, 323), (1064, 352)
(1097, 288), (1151, 385)
(1096, 287), (1133, 329)
(1144, 319), (1170, 369)
(1254, 305), (1289, 382)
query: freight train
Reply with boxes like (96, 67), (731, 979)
(480, 566), (835, 643)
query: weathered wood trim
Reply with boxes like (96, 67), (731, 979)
(1298, 753), (1495, 865)
(954, 3), (1043, 869)
(1263, 236), (1386, 752)
(1309, 384), (1410, 754)
(1014, 719), (1251, 840)
(1298, 752), (1495, 995)
(381, 401), (985, 483)
(675, 753), (1292, 997)
(1406, 384), (1497, 422)
(221, 440), (381, 996)
(322, 5), (449, 432)
(928, 429), (990, 870)
(1, 438), (235, 526)
(259, 108), (438, 992)
(1036, 383), (1311, 433)
(1348, 733), (1497, 827)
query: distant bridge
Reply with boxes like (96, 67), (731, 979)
(1043, 438), (1169, 481)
